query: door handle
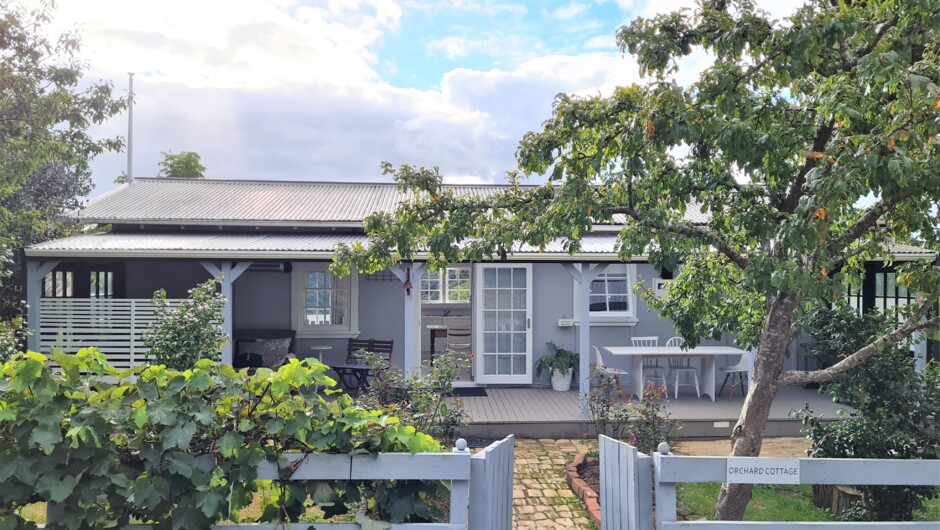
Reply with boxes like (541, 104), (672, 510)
(527, 318), (531, 329)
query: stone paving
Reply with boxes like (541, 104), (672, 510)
(511, 438), (595, 529)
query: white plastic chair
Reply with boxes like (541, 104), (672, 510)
(593, 346), (629, 400)
(665, 337), (700, 399)
(718, 354), (749, 400)
(632, 336), (666, 394)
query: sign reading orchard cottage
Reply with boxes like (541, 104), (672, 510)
(726, 457), (800, 484)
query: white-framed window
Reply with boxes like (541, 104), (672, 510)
(421, 266), (471, 304)
(573, 263), (638, 326)
(291, 263), (359, 338)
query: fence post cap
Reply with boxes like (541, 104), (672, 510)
(454, 438), (468, 452)
(658, 442), (671, 455)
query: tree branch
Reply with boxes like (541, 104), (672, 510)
(778, 300), (940, 386)
(779, 120), (834, 213)
(824, 193), (912, 256)
(611, 204), (751, 269)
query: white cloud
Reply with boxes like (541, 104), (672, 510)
(552, 3), (589, 19)
(583, 34), (616, 50)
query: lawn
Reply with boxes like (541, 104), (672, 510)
(677, 483), (834, 522)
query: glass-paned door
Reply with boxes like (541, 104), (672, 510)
(475, 264), (532, 384)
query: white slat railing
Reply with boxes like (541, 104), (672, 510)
(39, 298), (182, 369)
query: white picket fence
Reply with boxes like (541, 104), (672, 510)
(39, 298), (181, 368)
(600, 436), (940, 530)
(45, 435), (514, 530)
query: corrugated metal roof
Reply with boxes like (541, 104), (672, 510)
(27, 231), (934, 263)
(26, 231), (632, 260)
(75, 178), (712, 227)
(73, 179), (509, 227)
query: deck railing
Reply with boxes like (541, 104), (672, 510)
(38, 298), (182, 368)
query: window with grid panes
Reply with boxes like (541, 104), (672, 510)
(292, 263), (358, 337)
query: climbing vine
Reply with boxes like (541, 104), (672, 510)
(0, 349), (444, 529)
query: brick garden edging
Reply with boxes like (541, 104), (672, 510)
(565, 453), (602, 528)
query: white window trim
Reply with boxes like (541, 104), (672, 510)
(291, 263), (359, 338)
(421, 265), (471, 306)
(572, 263), (639, 327)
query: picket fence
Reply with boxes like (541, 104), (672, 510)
(599, 435), (940, 530)
(45, 435), (514, 530)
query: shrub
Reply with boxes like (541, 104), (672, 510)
(0, 315), (27, 362)
(143, 277), (228, 369)
(796, 306), (940, 521)
(587, 371), (680, 454)
(0, 350), (446, 528)
(357, 350), (469, 446)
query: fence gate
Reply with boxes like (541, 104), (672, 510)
(469, 434), (515, 530)
(599, 435), (653, 530)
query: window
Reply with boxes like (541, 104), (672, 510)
(292, 263), (358, 337)
(43, 271), (73, 298)
(421, 267), (471, 304)
(573, 263), (638, 325)
(90, 271), (115, 298)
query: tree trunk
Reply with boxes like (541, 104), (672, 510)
(714, 294), (800, 520)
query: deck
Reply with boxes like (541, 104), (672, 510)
(460, 385), (849, 439)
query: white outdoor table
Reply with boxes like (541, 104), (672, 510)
(602, 346), (749, 401)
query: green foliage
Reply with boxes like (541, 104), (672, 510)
(795, 360), (940, 521)
(0, 316), (27, 362)
(534, 341), (579, 377)
(588, 372), (680, 454)
(357, 350), (469, 447)
(0, 349), (444, 528)
(157, 151), (206, 179)
(801, 305), (908, 407)
(143, 278), (228, 370)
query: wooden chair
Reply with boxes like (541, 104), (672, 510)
(444, 317), (472, 359)
(633, 336), (667, 394)
(331, 338), (393, 396)
(666, 336), (700, 399)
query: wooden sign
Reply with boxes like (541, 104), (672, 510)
(726, 457), (800, 484)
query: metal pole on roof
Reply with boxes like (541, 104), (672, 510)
(127, 72), (134, 183)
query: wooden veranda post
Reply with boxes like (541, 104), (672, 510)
(25, 260), (59, 352)
(391, 262), (425, 373)
(562, 263), (608, 416)
(200, 261), (252, 365)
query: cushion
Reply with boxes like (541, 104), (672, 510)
(235, 341), (264, 368)
(254, 337), (292, 366)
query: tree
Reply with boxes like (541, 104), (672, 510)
(0, 0), (125, 195)
(334, 0), (940, 519)
(0, 162), (90, 318)
(157, 151), (206, 179)
(0, 0), (126, 319)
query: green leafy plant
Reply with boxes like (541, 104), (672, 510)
(0, 315), (27, 362)
(793, 349), (940, 521)
(534, 341), (578, 377)
(357, 350), (470, 447)
(143, 277), (228, 370)
(587, 372), (680, 455)
(0, 349), (447, 528)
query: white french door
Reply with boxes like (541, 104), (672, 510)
(474, 264), (532, 384)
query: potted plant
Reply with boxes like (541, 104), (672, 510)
(535, 341), (579, 391)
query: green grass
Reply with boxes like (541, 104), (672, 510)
(914, 495), (940, 521)
(676, 483), (835, 522)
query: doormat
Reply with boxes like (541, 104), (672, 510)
(450, 387), (487, 397)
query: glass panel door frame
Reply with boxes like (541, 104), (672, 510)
(474, 263), (533, 385)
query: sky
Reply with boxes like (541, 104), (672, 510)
(41, 0), (805, 197)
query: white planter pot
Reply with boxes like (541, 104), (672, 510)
(551, 369), (573, 391)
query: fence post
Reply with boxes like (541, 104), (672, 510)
(451, 438), (471, 526)
(653, 442), (676, 530)
(129, 299), (136, 366)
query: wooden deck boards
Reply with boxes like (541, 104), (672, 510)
(461, 385), (846, 425)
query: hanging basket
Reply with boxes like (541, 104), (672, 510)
(551, 368), (574, 391)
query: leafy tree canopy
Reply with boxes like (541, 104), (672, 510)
(335, 0), (940, 519)
(0, 0), (125, 197)
(157, 150), (206, 179)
